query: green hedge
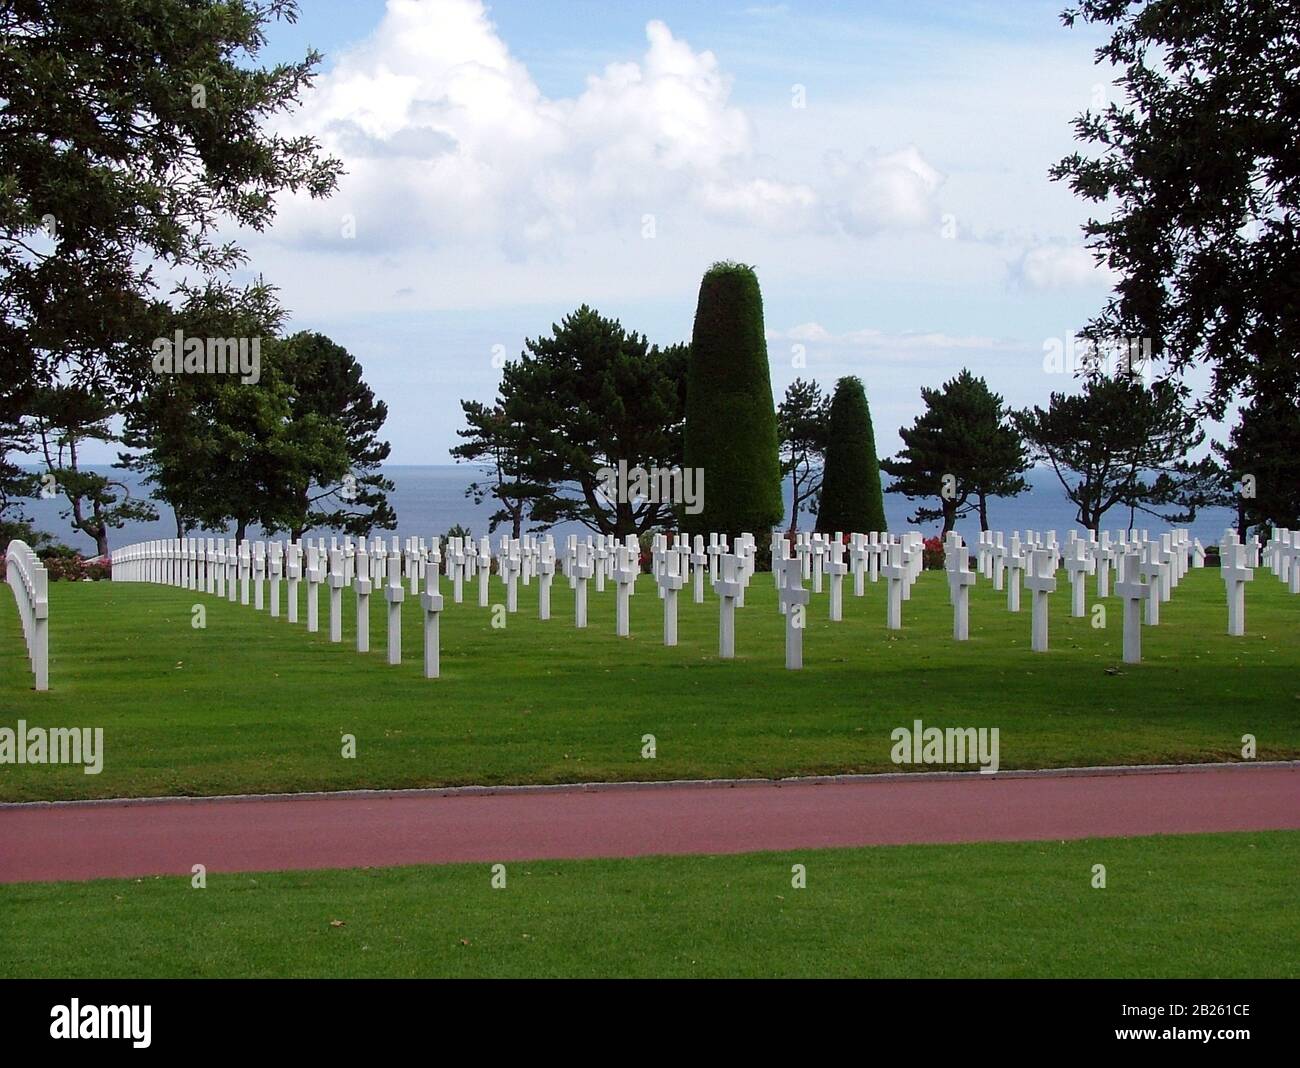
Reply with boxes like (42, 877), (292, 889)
(682, 262), (784, 540)
(816, 375), (887, 533)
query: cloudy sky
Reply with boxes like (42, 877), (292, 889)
(220, 0), (1126, 463)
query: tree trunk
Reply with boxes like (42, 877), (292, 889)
(941, 498), (957, 536)
(978, 493), (990, 532)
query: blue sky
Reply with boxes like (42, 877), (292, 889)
(98, 0), (1147, 463)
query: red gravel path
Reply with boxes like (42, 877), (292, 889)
(1, 765), (1297, 884)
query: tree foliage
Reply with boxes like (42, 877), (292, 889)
(26, 386), (158, 557)
(881, 369), (1029, 533)
(1015, 375), (1204, 530)
(777, 377), (830, 533)
(451, 401), (545, 539)
(486, 306), (688, 537)
(0, 0), (340, 408)
(1053, 0), (1300, 417)
(815, 376), (887, 534)
(682, 262), (783, 540)
(122, 286), (390, 542)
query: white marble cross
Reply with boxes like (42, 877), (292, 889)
(849, 533), (868, 597)
(477, 536), (492, 608)
(881, 540), (907, 631)
(1005, 534), (1025, 613)
(657, 545), (684, 646)
(826, 539), (848, 621)
(1222, 542), (1253, 636)
(1095, 532), (1115, 598)
(1025, 548), (1057, 653)
(239, 541), (252, 606)
(205, 537), (217, 596)
(427, 537), (442, 593)
(420, 565), (445, 679)
(536, 538), (555, 621)
(614, 544), (637, 637)
(354, 541), (372, 652)
(690, 535), (707, 604)
(305, 543), (322, 632)
(385, 540), (404, 665)
(624, 535), (640, 596)
(978, 530), (994, 579)
(1115, 551), (1149, 664)
(1157, 534), (1174, 600)
(901, 534), (923, 602)
(712, 551), (742, 659)
(327, 547), (345, 643)
(407, 537), (421, 596)
(573, 540), (593, 629)
(777, 555), (810, 669)
(214, 537), (228, 600)
(991, 533), (1007, 592)
(502, 539), (521, 613)
(944, 532), (975, 641)
(450, 538), (465, 604)
(285, 541), (301, 624)
(771, 532), (787, 606)
(269, 541), (285, 617)
(1285, 533), (1300, 595)
(593, 535), (608, 593)
(1138, 546), (1166, 626)
(1063, 537), (1093, 618)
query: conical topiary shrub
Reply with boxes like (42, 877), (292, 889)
(816, 375), (887, 533)
(681, 262), (784, 541)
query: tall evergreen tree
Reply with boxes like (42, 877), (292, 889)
(881, 369), (1029, 533)
(682, 262), (783, 539)
(816, 376), (887, 534)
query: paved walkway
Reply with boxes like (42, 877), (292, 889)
(1, 764), (1296, 883)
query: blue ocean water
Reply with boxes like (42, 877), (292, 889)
(18, 464), (1238, 556)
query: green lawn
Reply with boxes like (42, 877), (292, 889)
(1, 831), (1294, 978)
(1, 566), (1296, 801)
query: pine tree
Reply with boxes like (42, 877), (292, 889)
(881, 369), (1029, 533)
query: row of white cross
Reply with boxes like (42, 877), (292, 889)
(107, 520), (1294, 678)
(3, 539), (49, 691)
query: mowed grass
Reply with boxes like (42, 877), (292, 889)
(0, 564), (1297, 801)
(0, 831), (1294, 978)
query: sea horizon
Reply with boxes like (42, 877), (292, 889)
(14, 463), (1239, 557)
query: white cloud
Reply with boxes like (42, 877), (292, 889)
(770, 322), (1024, 353)
(268, 0), (938, 253)
(824, 146), (943, 234)
(1011, 242), (1117, 291)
